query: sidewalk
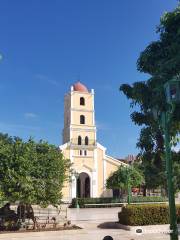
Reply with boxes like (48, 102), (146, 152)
(0, 207), (177, 239)
(67, 207), (120, 222)
(0, 226), (173, 240)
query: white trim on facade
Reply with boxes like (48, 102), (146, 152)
(69, 148), (74, 200)
(97, 142), (107, 153)
(73, 155), (93, 158)
(71, 108), (94, 113)
(92, 148), (98, 197)
(71, 90), (92, 95)
(70, 149), (73, 163)
(59, 142), (69, 151)
(70, 127), (96, 132)
(71, 175), (76, 199)
(106, 155), (127, 166)
(92, 90), (95, 126)
(70, 90), (74, 140)
(70, 124), (97, 129)
(103, 158), (107, 189)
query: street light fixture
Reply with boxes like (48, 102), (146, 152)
(153, 76), (180, 240)
(164, 77), (180, 104)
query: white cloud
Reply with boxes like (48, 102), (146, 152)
(0, 122), (40, 133)
(96, 121), (111, 131)
(96, 84), (114, 92)
(35, 74), (59, 86)
(24, 112), (37, 119)
(96, 121), (124, 131)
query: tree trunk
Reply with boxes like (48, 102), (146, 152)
(143, 186), (147, 196)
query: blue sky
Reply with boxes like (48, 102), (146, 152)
(0, 0), (178, 158)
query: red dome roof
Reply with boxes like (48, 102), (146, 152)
(73, 82), (89, 92)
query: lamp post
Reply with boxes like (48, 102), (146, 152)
(153, 76), (180, 240)
(126, 166), (131, 205)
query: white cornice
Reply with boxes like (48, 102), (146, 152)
(70, 124), (96, 129)
(97, 142), (107, 151)
(73, 155), (93, 158)
(105, 155), (127, 166)
(59, 142), (69, 150)
(71, 91), (93, 95)
(70, 127), (96, 132)
(71, 108), (94, 113)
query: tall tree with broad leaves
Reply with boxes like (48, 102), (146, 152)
(120, 4), (180, 193)
(0, 133), (71, 207)
(106, 165), (144, 192)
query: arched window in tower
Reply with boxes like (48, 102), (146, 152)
(78, 136), (82, 145)
(80, 97), (85, 106)
(80, 115), (85, 124)
(85, 136), (89, 145)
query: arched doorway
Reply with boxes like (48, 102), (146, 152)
(76, 172), (90, 198)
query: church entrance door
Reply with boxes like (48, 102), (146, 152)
(76, 172), (90, 198)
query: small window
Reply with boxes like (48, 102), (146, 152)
(84, 150), (87, 156)
(78, 136), (82, 145)
(80, 97), (85, 106)
(80, 115), (85, 124)
(80, 150), (82, 155)
(85, 136), (89, 145)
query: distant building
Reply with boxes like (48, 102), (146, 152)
(117, 155), (137, 165)
(59, 82), (126, 202)
(125, 155), (137, 165)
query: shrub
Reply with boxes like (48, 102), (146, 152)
(118, 204), (180, 226)
(131, 196), (167, 203)
(70, 196), (167, 208)
(70, 198), (123, 208)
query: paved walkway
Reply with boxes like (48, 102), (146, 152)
(67, 207), (120, 222)
(0, 207), (178, 239)
(0, 227), (174, 240)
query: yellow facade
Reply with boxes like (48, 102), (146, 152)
(60, 82), (126, 202)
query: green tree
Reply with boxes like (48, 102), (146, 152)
(120, 4), (180, 191)
(106, 165), (144, 191)
(0, 133), (70, 207)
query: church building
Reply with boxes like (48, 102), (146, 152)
(60, 82), (125, 202)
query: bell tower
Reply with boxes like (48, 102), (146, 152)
(63, 82), (96, 148)
(60, 81), (124, 202)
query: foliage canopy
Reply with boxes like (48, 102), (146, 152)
(120, 5), (180, 190)
(0, 133), (70, 207)
(106, 165), (144, 190)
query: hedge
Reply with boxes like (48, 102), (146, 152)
(70, 198), (121, 208)
(130, 196), (167, 203)
(70, 196), (167, 208)
(118, 204), (180, 226)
